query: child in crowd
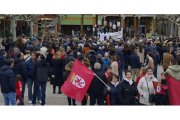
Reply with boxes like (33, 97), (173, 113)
(16, 75), (24, 105)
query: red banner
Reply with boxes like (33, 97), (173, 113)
(61, 59), (94, 102)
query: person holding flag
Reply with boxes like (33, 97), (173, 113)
(103, 74), (119, 105)
(63, 61), (76, 105)
(88, 62), (107, 105)
(61, 59), (109, 105)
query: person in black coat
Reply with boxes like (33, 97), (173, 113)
(12, 52), (27, 102)
(0, 49), (6, 68)
(32, 54), (50, 105)
(51, 52), (64, 94)
(103, 75), (119, 105)
(0, 58), (16, 105)
(117, 71), (138, 105)
(63, 61), (76, 105)
(88, 62), (107, 105)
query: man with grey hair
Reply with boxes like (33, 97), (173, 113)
(88, 62), (107, 105)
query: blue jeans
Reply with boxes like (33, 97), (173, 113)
(22, 79), (41, 101)
(32, 81), (46, 105)
(3, 92), (16, 105)
(27, 78), (33, 101)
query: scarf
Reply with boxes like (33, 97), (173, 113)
(124, 78), (133, 85)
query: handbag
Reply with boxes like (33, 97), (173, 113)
(145, 78), (155, 104)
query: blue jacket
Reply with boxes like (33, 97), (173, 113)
(0, 65), (16, 93)
(25, 59), (37, 79)
(13, 58), (28, 82)
(129, 53), (141, 69)
(102, 58), (111, 70)
(0, 55), (6, 68)
(103, 82), (119, 105)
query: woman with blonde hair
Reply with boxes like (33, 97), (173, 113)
(51, 51), (64, 94)
(110, 56), (119, 78)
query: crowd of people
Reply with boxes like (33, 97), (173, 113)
(0, 33), (180, 106)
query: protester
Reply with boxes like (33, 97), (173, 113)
(13, 52), (27, 104)
(88, 62), (107, 105)
(0, 59), (16, 105)
(15, 74), (23, 105)
(164, 58), (180, 105)
(110, 56), (119, 78)
(25, 51), (37, 104)
(81, 58), (91, 105)
(32, 54), (50, 105)
(145, 52), (154, 71)
(117, 71), (138, 105)
(103, 74), (119, 105)
(102, 52), (111, 71)
(163, 47), (174, 72)
(137, 67), (158, 105)
(129, 47), (141, 80)
(51, 51), (64, 94)
(63, 61), (76, 105)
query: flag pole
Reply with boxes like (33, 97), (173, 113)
(94, 73), (109, 88)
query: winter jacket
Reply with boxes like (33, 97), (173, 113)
(117, 79), (138, 105)
(137, 75), (158, 105)
(165, 66), (180, 105)
(16, 81), (22, 96)
(129, 53), (141, 69)
(33, 60), (50, 83)
(103, 82), (119, 105)
(13, 58), (27, 82)
(0, 65), (16, 93)
(88, 70), (107, 98)
(102, 58), (111, 70)
(51, 59), (64, 86)
(0, 55), (6, 68)
(25, 59), (37, 79)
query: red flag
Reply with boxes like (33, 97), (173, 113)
(61, 59), (94, 102)
(166, 76), (180, 105)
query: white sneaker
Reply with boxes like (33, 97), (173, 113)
(28, 101), (32, 104)
(38, 100), (42, 104)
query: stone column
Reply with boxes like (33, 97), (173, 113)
(120, 16), (125, 29)
(138, 16), (141, 34)
(10, 16), (16, 41)
(134, 17), (137, 37)
(170, 22), (174, 37)
(153, 16), (156, 34)
(178, 25), (180, 37)
(120, 16), (125, 38)
(30, 21), (34, 38)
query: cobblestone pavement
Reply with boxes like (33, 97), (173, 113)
(0, 65), (163, 105)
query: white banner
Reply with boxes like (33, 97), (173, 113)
(99, 31), (123, 41)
